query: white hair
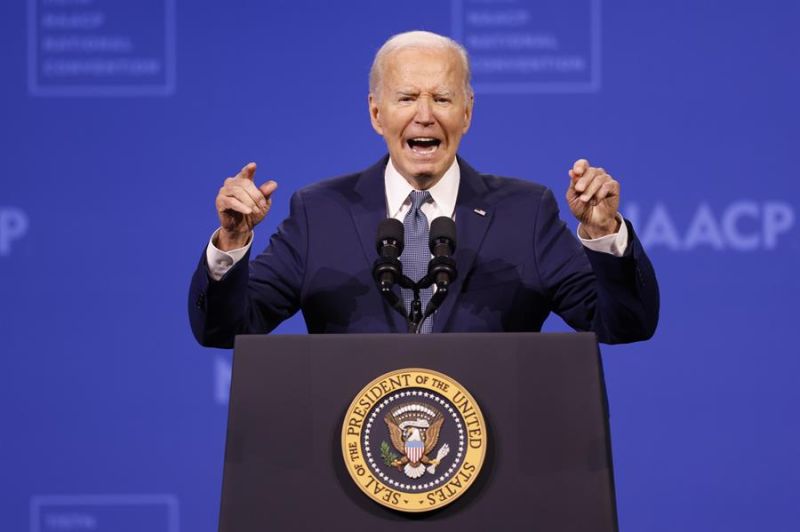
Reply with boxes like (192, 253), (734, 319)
(369, 30), (473, 99)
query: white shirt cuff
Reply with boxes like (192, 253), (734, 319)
(205, 228), (253, 281)
(577, 214), (629, 257)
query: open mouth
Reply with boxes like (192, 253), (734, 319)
(407, 137), (442, 154)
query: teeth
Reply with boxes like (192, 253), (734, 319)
(407, 137), (440, 154)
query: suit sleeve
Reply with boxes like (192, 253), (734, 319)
(188, 191), (309, 348)
(533, 188), (659, 344)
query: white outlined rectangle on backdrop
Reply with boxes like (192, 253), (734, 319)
(452, 0), (601, 94)
(27, 0), (176, 97)
(30, 494), (179, 532)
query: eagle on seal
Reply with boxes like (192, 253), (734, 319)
(384, 402), (451, 479)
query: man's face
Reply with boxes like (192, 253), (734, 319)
(369, 47), (473, 188)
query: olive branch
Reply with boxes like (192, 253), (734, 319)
(380, 441), (399, 466)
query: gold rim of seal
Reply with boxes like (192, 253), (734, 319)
(341, 367), (487, 512)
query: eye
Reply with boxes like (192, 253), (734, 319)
(434, 96), (452, 104)
(398, 95), (415, 102)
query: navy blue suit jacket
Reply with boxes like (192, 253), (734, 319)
(189, 156), (659, 347)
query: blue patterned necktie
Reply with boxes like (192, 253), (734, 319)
(402, 190), (433, 333)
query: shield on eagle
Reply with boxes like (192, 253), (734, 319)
(405, 439), (424, 463)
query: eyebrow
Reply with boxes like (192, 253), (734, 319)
(394, 89), (454, 97)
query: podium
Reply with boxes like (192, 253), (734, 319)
(219, 333), (618, 531)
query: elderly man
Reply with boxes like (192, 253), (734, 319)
(189, 31), (659, 346)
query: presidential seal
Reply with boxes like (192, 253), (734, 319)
(341, 368), (487, 512)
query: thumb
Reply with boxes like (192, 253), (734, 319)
(259, 180), (278, 198)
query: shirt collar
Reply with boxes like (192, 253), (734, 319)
(384, 157), (460, 218)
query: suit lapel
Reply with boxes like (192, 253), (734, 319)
(433, 157), (494, 332)
(350, 156), (389, 267)
(349, 156), (406, 332)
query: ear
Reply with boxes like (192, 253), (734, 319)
(462, 94), (474, 134)
(368, 93), (384, 136)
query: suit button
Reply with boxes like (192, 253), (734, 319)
(196, 292), (205, 309)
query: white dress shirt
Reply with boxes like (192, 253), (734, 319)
(206, 159), (629, 280)
(385, 157), (459, 222)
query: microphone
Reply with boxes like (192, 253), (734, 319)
(412, 216), (457, 333)
(373, 218), (404, 292)
(427, 217), (457, 289)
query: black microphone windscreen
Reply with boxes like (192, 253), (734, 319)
(376, 218), (405, 253)
(429, 217), (457, 251)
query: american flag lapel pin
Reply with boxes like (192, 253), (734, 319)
(473, 208), (486, 216)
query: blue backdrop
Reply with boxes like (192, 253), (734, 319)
(2, 0), (798, 530)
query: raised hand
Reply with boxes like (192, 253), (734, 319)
(215, 162), (278, 250)
(566, 159), (621, 238)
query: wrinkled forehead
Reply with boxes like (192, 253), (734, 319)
(382, 47), (466, 90)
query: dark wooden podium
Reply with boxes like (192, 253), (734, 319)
(219, 333), (617, 531)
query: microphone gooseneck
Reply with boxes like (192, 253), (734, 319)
(372, 216), (458, 334)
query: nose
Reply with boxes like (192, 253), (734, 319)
(414, 96), (434, 126)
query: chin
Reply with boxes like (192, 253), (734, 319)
(405, 162), (445, 181)
(408, 166), (435, 177)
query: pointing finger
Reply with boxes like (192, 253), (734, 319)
(572, 159), (589, 177)
(575, 166), (601, 193)
(237, 162), (257, 181)
(568, 169), (582, 191)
